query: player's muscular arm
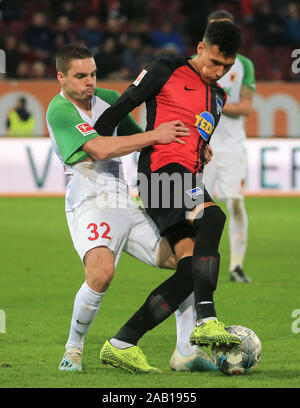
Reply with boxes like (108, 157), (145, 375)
(82, 121), (189, 161)
(222, 85), (253, 118)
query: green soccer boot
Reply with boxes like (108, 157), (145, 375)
(100, 340), (162, 374)
(190, 319), (242, 347)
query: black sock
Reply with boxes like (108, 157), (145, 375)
(192, 206), (226, 320)
(114, 256), (193, 345)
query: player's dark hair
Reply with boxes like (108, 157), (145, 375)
(56, 43), (93, 74)
(207, 10), (234, 23)
(203, 20), (242, 57)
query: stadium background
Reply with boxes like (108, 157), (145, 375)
(0, 0), (299, 195)
(0, 0), (300, 390)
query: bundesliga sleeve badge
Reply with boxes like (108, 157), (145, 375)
(75, 123), (96, 136)
(133, 69), (147, 86)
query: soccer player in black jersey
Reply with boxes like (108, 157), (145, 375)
(96, 21), (243, 373)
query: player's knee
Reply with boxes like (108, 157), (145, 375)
(85, 264), (114, 292)
(226, 198), (246, 222)
(84, 248), (115, 292)
(227, 198), (242, 215)
(191, 205), (226, 252)
(164, 222), (195, 253)
(193, 205), (226, 233)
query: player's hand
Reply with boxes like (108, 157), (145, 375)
(153, 120), (190, 145)
(203, 144), (213, 165)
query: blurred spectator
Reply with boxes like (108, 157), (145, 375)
(21, 12), (54, 61)
(151, 21), (186, 55)
(180, 0), (210, 47)
(3, 34), (23, 78)
(79, 16), (103, 54)
(51, 0), (78, 21)
(241, 0), (254, 23)
(90, 0), (109, 22)
(150, 0), (183, 28)
(54, 15), (78, 51)
(121, 35), (154, 78)
(0, 0), (298, 81)
(30, 61), (48, 79)
(94, 37), (123, 79)
(6, 97), (35, 137)
(105, 0), (124, 20)
(0, 0), (23, 21)
(119, 0), (149, 23)
(253, 1), (289, 47)
(16, 61), (30, 79)
(103, 17), (127, 52)
(284, 2), (300, 47)
(127, 20), (154, 48)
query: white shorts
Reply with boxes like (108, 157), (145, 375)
(66, 194), (161, 268)
(204, 150), (246, 201)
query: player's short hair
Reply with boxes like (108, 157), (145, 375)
(56, 43), (93, 74)
(207, 10), (234, 23)
(203, 20), (242, 57)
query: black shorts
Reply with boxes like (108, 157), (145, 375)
(137, 162), (214, 237)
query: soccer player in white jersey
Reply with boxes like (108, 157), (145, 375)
(47, 43), (215, 373)
(204, 10), (255, 283)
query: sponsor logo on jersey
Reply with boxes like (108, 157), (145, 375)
(216, 95), (223, 115)
(133, 69), (147, 86)
(186, 186), (203, 200)
(75, 123), (95, 136)
(184, 85), (197, 91)
(195, 111), (215, 141)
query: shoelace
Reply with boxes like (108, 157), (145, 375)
(204, 320), (225, 328)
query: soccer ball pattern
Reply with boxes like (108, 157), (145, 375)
(211, 325), (262, 375)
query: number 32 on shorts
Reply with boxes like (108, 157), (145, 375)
(87, 222), (111, 241)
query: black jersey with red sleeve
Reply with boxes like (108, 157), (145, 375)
(94, 57), (227, 174)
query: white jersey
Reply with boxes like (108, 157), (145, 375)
(46, 88), (143, 212)
(210, 54), (256, 153)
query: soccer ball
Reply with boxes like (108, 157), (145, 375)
(211, 325), (262, 375)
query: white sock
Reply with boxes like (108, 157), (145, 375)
(65, 281), (105, 351)
(175, 293), (197, 357)
(110, 338), (134, 349)
(200, 316), (217, 323)
(226, 198), (248, 271)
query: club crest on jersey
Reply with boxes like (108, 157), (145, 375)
(133, 69), (147, 86)
(195, 111), (215, 141)
(75, 123), (95, 136)
(186, 186), (203, 201)
(216, 96), (223, 115)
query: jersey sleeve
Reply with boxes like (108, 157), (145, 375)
(117, 113), (144, 136)
(47, 95), (99, 165)
(94, 59), (171, 136)
(94, 87), (144, 136)
(239, 54), (256, 92)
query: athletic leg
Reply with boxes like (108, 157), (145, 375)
(100, 228), (195, 373)
(60, 201), (129, 371)
(170, 292), (217, 371)
(59, 247), (114, 371)
(226, 197), (251, 282)
(188, 202), (241, 346)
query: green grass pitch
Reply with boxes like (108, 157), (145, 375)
(0, 196), (299, 388)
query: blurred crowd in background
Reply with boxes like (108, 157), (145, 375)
(1, 0), (299, 81)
